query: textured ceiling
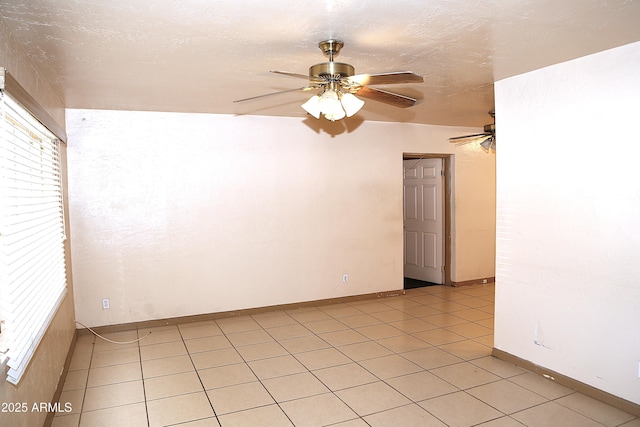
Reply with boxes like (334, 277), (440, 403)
(1, 0), (639, 127)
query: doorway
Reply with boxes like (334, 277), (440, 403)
(402, 154), (451, 289)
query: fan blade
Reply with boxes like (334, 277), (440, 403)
(269, 70), (310, 80)
(448, 133), (492, 142)
(270, 71), (325, 85)
(347, 71), (423, 86)
(233, 86), (319, 103)
(356, 86), (418, 108)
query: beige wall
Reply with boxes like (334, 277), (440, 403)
(66, 110), (496, 327)
(494, 41), (640, 404)
(0, 15), (75, 427)
(451, 143), (496, 282)
(0, 15), (65, 129)
(0, 293), (75, 427)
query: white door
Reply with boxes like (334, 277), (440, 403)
(403, 158), (444, 284)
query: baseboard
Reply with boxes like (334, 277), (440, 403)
(77, 289), (406, 336)
(450, 277), (495, 287)
(492, 348), (640, 417)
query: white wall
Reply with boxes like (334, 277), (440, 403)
(494, 41), (640, 404)
(66, 111), (495, 327)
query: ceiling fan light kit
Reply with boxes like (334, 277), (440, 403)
(339, 92), (365, 116)
(235, 39), (424, 122)
(449, 110), (496, 152)
(479, 136), (494, 152)
(301, 86), (365, 121)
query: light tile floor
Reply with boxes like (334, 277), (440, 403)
(52, 284), (640, 427)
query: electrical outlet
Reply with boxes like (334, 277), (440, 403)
(102, 298), (110, 310)
(342, 274), (349, 283)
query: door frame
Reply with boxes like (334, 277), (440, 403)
(403, 153), (453, 286)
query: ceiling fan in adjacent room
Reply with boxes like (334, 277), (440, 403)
(234, 39), (424, 121)
(449, 110), (496, 152)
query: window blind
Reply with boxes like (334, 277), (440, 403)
(0, 89), (68, 385)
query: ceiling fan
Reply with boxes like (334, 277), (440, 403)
(449, 110), (496, 152)
(234, 40), (424, 121)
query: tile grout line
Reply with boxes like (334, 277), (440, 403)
(136, 333), (151, 427)
(64, 284), (634, 427)
(76, 335), (95, 426)
(265, 303), (447, 424)
(131, 288), (484, 424)
(217, 316), (298, 425)
(247, 308), (379, 425)
(175, 325), (223, 427)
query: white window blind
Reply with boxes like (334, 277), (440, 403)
(0, 90), (68, 385)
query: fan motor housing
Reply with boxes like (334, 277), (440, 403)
(309, 62), (355, 78)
